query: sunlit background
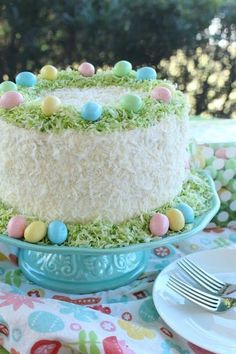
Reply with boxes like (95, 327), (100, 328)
(0, 0), (235, 118)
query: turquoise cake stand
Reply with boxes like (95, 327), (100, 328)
(0, 173), (220, 294)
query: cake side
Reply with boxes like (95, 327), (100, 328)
(0, 112), (188, 223)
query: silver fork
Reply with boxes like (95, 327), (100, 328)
(167, 275), (236, 312)
(177, 257), (236, 295)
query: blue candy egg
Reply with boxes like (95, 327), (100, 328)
(81, 102), (102, 122)
(136, 67), (157, 81)
(176, 203), (194, 224)
(15, 71), (37, 87)
(48, 220), (68, 245)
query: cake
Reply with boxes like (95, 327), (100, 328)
(0, 61), (212, 247)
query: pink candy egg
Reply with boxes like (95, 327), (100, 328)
(151, 86), (172, 103)
(79, 62), (95, 77)
(7, 216), (27, 238)
(215, 148), (227, 159)
(149, 213), (169, 236)
(0, 91), (24, 109)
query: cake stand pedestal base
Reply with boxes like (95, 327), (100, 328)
(19, 249), (149, 294)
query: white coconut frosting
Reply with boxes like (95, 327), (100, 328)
(0, 112), (188, 223)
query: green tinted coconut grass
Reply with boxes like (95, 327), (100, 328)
(0, 172), (212, 248)
(0, 70), (187, 133)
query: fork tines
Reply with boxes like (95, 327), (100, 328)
(177, 257), (225, 293)
(167, 275), (220, 311)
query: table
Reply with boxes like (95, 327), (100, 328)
(0, 118), (236, 354)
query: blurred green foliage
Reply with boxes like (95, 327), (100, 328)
(0, 0), (235, 117)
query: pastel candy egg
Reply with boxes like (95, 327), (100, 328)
(41, 96), (61, 115)
(120, 94), (143, 112)
(151, 86), (172, 103)
(136, 67), (157, 81)
(175, 203), (194, 224)
(79, 62), (95, 77)
(215, 148), (227, 159)
(0, 81), (17, 93)
(166, 208), (185, 231)
(113, 60), (132, 77)
(15, 71), (37, 87)
(149, 213), (169, 236)
(81, 102), (102, 121)
(24, 221), (47, 243)
(48, 220), (68, 245)
(225, 159), (236, 170)
(7, 216), (27, 238)
(40, 65), (58, 80)
(0, 91), (24, 109)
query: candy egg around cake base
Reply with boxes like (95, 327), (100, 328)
(0, 171), (220, 293)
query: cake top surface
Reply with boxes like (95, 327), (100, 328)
(0, 62), (188, 133)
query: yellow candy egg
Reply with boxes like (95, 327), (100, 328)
(40, 65), (58, 80)
(166, 208), (185, 231)
(24, 221), (47, 243)
(41, 96), (61, 116)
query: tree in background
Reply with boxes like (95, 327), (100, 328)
(0, 0), (235, 117)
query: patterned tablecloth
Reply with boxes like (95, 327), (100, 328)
(0, 118), (236, 354)
(0, 229), (235, 354)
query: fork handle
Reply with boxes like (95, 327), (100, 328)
(225, 284), (236, 295)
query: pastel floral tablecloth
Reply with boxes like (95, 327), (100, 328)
(0, 227), (235, 354)
(0, 118), (236, 354)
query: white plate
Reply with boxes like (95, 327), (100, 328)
(153, 247), (236, 354)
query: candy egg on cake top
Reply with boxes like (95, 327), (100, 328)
(120, 94), (142, 112)
(136, 66), (157, 80)
(41, 96), (61, 115)
(16, 71), (37, 87)
(0, 81), (17, 93)
(113, 60), (132, 77)
(81, 102), (103, 121)
(0, 91), (24, 109)
(79, 62), (95, 77)
(40, 65), (58, 80)
(151, 86), (172, 102)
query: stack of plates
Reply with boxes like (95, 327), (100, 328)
(153, 247), (236, 354)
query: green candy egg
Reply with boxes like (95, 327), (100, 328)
(120, 94), (142, 112)
(227, 179), (236, 192)
(217, 171), (228, 186)
(225, 159), (236, 170)
(0, 81), (17, 93)
(113, 60), (132, 77)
